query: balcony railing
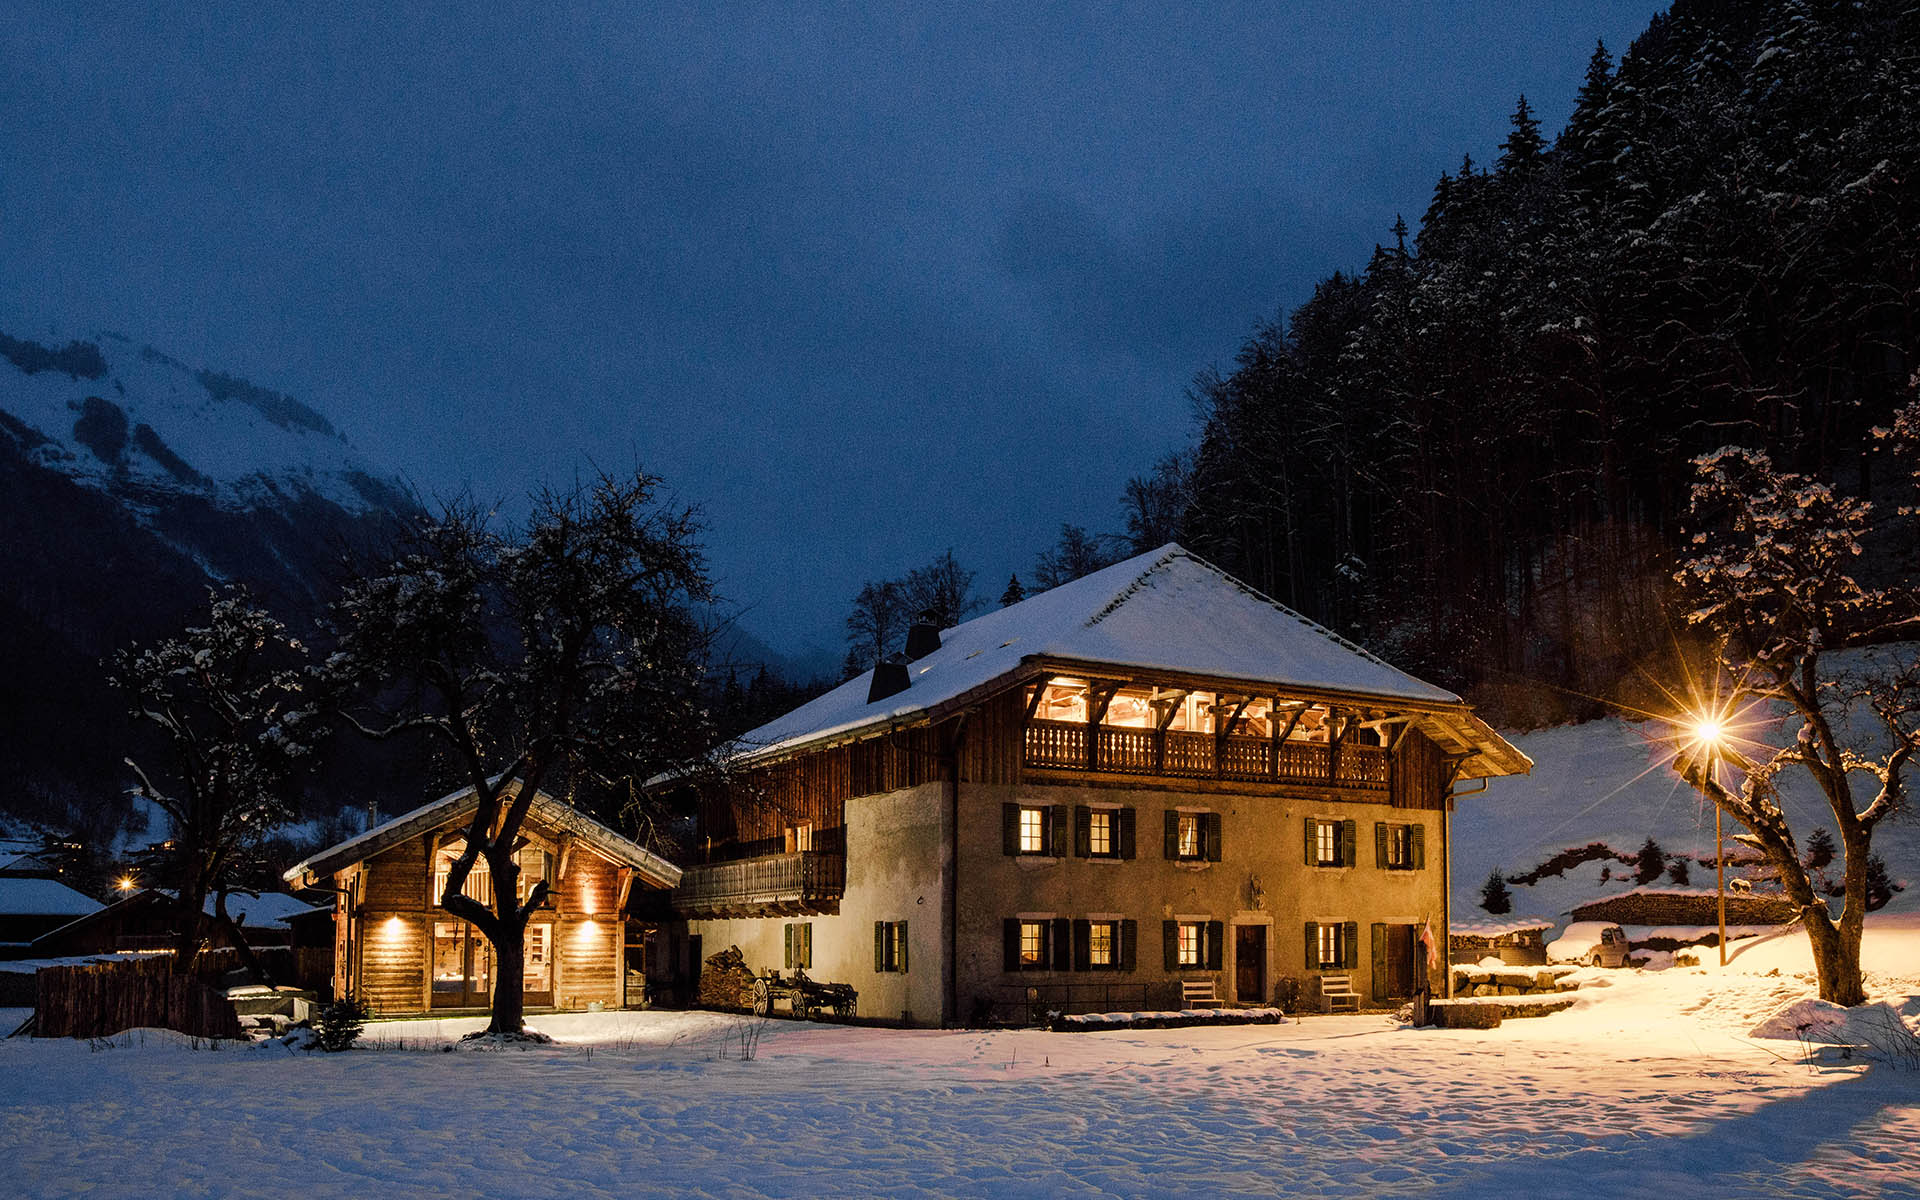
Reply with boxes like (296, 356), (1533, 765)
(1024, 718), (1389, 790)
(670, 851), (846, 919)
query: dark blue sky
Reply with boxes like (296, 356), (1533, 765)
(1, 3), (1661, 660)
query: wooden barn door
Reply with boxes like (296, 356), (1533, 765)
(1371, 924), (1417, 999)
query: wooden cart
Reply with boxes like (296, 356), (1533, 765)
(752, 969), (857, 1020)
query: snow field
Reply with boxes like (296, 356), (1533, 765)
(4, 919), (1917, 1200)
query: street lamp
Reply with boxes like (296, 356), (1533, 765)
(116, 874), (137, 894)
(1684, 715), (1729, 966)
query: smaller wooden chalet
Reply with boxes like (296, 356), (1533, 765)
(284, 783), (680, 1015)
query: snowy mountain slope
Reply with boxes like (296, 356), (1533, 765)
(0, 329), (408, 516)
(0, 328), (421, 830)
(1453, 650), (1920, 932)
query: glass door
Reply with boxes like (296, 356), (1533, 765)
(431, 921), (494, 1008)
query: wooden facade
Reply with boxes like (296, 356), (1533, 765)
(286, 785), (680, 1016)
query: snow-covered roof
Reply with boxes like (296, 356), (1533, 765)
(202, 891), (316, 930)
(0, 876), (104, 917)
(284, 780), (682, 891)
(718, 544), (1528, 777)
(1450, 917), (1556, 938)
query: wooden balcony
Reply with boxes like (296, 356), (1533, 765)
(670, 851), (846, 918)
(1024, 718), (1389, 790)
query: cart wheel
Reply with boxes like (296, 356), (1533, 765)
(834, 998), (855, 1019)
(793, 994), (811, 1020)
(752, 979), (771, 1016)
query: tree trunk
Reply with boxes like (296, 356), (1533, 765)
(488, 918), (527, 1035)
(1803, 909), (1866, 1008)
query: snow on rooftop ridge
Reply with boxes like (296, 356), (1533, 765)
(1085, 546), (1433, 681)
(718, 542), (1461, 765)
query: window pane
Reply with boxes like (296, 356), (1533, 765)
(1018, 808), (1045, 853)
(1316, 821), (1336, 865)
(1318, 925), (1338, 967)
(1089, 922), (1113, 966)
(524, 924), (551, 992)
(1178, 814), (1201, 858)
(1177, 922), (1200, 966)
(1089, 811), (1111, 856)
(1019, 921), (1045, 966)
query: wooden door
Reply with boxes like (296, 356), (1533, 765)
(1234, 925), (1266, 1002)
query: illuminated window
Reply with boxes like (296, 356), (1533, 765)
(523, 924), (551, 993)
(1019, 921), (1047, 967)
(1088, 810), (1112, 856)
(1177, 922), (1202, 967)
(1316, 923), (1342, 968)
(1168, 810), (1219, 861)
(1018, 807), (1046, 853)
(785, 822), (813, 853)
(1310, 819), (1346, 867)
(1087, 922), (1114, 966)
(1385, 824), (1410, 868)
(434, 843), (493, 906)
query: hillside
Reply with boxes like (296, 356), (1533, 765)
(0, 329), (419, 831)
(1455, 649), (1920, 932)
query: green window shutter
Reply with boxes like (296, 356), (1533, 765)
(875, 922), (886, 973)
(1304, 817), (1316, 865)
(1050, 917), (1072, 970)
(1003, 919), (1020, 972)
(1120, 920), (1137, 972)
(898, 920), (908, 974)
(1371, 924), (1388, 999)
(1164, 810), (1179, 859)
(1411, 824), (1426, 869)
(1072, 919), (1091, 971)
(1375, 822), (1388, 869)
(1342, 921), (1359, 970)
(1074, 806), (1091, 858)
(1119, 807), (1136, 859)
(1163, 920), (1178, 971)
(785, 923), (794, 970)
(1341, 820), (1357, 867)
(1204, 812), (1222, 862)
(1205, 920), (1224, 970)
(1303, 922), (1318, 971)
(1002, 804), (1018, 856)
(1050, 805), (1069, 858)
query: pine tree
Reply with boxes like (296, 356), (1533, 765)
(1496, 95), (1545, 173)
(1667, 859), (1691, 886)
(1803, 828), (1836, 872)
(1479, 869), (1512, 915)
(1000, 574), (1026, 607)
(1634, 836), (1666, 885)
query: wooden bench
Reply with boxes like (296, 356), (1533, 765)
(1317, 974), (1360, 1014)
(1181, 979), (1223, 1009)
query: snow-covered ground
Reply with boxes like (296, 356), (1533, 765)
(3, 917), (1917, 1199)
(1453, 676), (1920, 928)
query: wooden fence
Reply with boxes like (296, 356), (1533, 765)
(35, 954), (244, 1040)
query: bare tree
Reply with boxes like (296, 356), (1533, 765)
(110, 587), (318, 974)
(900, 549), (981, 629)
(1673, 409), (1920, 1006)
(1033, 524), (1123, 590)
(322, 473), (713, 1036)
